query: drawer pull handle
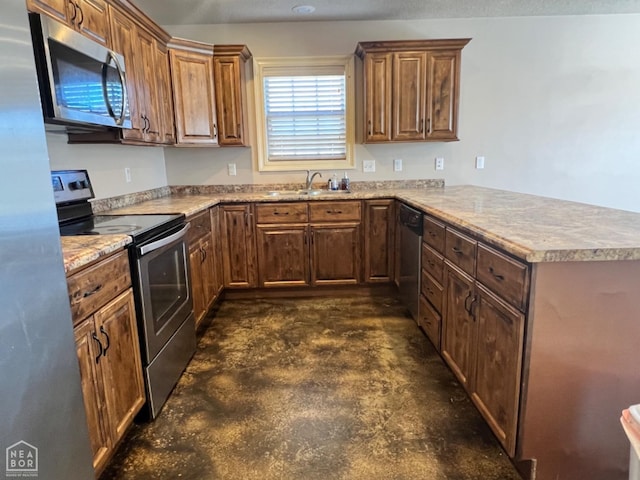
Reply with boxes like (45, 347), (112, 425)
(327, 210), (343, 214)
(451, 246), (463, 255)
(100, 326), (110, 356)
(429, 231), (438, 237)
(92, 333), (103, 364)
(83, 284), (103, 298)
(273, 211), (289, 215)
(489, 266), (505, 281)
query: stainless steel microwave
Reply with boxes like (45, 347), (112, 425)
(29, 13), (131, 130)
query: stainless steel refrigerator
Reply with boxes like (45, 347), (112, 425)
(0, 1), (94, 478)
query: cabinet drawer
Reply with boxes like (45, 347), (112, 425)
(309, 201), (361, 222)
(255, 202), (308, 224)
(67, 250), (131, 325)
(421, 269), (443, 313)
(445, 228), (477, 276)
(419, 294), (441, 351)
(423, 215), (445, 253)
(422, 242), (444, 285)
(187, 209), (212, 244)
(476, 243), (529, 312)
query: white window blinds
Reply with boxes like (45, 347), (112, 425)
(264, 74), (346, 161)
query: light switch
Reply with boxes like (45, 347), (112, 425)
(393, 159), (403, 172)
(475, 156), (485, 169)
(228, 163), (237, 176)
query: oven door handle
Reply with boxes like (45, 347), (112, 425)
(138, 223), (190, 256)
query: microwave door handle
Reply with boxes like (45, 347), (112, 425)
(102, 50), (127, 126)
(138, 224), (190, 256)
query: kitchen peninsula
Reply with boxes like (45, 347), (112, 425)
(61, 185), (640, 480)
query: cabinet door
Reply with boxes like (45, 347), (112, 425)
(94, 289), (145, 443)
(392, 52), (427, 141)
(442, 264), (476, 389)
(426, 50), (460, 140)
(155, 43), (176, 144)
(74, 319), (111, 472)
(256, 225), (309, 287)
(363, 53), (392, 142)
(109, 7), (144, 142)
(471, 285), (525, 457)
(170, 48), (218, 145)
(221, 205), (257, 288)
(214, 55), (245, 146)
(189, 243), (206, 324)
(136, 29), (162, 143)
(27, 0), (70, 24)
(310, 223), (361, 285)
(76, 0), (109, 47)
(210, 206), (224, 297)
(201, 236), (217, 308)
(363, 199), (394, 283)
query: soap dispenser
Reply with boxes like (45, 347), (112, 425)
(341, 171), (350, 191)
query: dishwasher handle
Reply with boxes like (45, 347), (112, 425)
(399, 204), (423, 235)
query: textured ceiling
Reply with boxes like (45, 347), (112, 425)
(133, 0), (640, 25)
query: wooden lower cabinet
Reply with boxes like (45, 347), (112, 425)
(442, 263), (476, 389)
(189, 235), (216, 326)
(471, 284), (524, 457)
(310, 223), (361, 285)
(442, 260), (523, 456)
(363, 199), (395, 283)
(256, 225), (309, 287)
(73, 288), (145, 475)
(220, 204), (258, 288)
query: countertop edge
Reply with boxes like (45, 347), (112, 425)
(61, 235), (132, 274)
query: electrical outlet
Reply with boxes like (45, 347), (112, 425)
(363, 160), (376, 173)
(435, 157), (444, 171)
(227, 163), (237, 176)
(393, 158), (403, 172)
(124, 167), (131, 183)
(475, 156), (485, 169)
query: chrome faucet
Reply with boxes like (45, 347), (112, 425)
(305, 170), (322, 190)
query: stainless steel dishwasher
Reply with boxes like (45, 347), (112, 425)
(398, 203), (423, 320)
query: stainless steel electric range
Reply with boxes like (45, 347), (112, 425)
(53, 169), (196, 419)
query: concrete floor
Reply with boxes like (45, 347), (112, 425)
(101, 296), (523, 480)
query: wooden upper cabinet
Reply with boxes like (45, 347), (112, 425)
(393, 52), (427, 141)
(107, 5), (172, 145)
(28, 0), (110, 47)
(169, 39), (218, 145)
(355, 39), (470, 143)
(363, 52), (392, 142)
(426, 49), (462, 140)
(214, 45), (252, 146)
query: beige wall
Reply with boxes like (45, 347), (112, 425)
(46, 132), (167, 200)
(163, 15), (640, 212)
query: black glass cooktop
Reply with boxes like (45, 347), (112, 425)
(59, 214), (184, 243)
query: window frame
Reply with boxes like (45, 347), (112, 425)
(253, 55), (355, 172)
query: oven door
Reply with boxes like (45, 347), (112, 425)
(135, 223), (193, 364)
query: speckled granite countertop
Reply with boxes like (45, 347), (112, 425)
(60, 235), (131, 274)
(399, 186), (640, 263)
(66, 185), (640, 266)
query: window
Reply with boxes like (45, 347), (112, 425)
(254, 56), (355, 172)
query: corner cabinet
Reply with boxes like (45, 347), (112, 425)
(67, 250), (145, 477)
(169, 38), (219, 145)
(213, 45), (252, 146)
(355, 39), (470, 143)
(220, 204), (258, 288)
